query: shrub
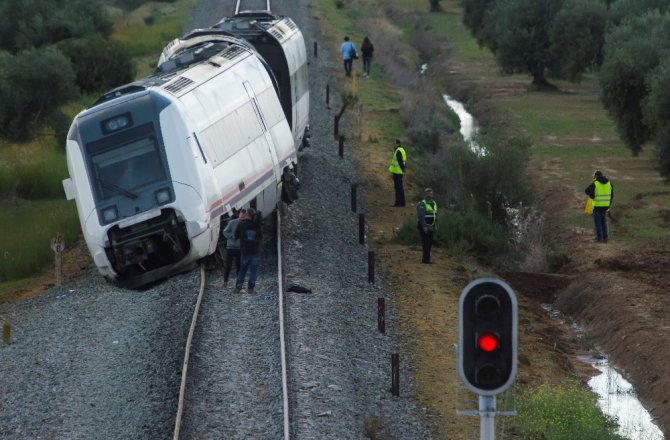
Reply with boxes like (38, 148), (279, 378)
(393, 209), (509, 259)
(0, 0), (112, 53)
(57, 36), (135, 93)
(0, 46), (78, 141)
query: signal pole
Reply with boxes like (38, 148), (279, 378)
(457, 277), (518, 440)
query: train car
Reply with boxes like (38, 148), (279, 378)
(62, 35), (298, 287)
(160, 9), (310, 150)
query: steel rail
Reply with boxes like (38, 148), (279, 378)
(172, 264), (206, 440)
(276, 210), (290, 439)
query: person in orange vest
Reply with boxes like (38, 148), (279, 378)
(585, 170), (613, 243)
(388, 139), (407, 207)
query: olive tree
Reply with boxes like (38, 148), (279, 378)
(599, 12), (670, 156)
(485, 0), (565, 88)
(0, 46), (78, 141)
(0, 0), (111, 53)
(58, 37), (135, 93)
(644, 59), (670, 179)
(549, 0), (608, 81)
(608, 0), (670, 26)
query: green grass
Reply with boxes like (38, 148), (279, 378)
(314, 0), (406, 141)
(0, 144), (69, 200)
(0, 200), (80, 282)
(110, 0), (195, 58)
(515, 384), (626, 440)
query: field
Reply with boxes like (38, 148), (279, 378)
(311, 0), (670, 437)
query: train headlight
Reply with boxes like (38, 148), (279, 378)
(101, 113), (133, 134)
(102, 206), (118, 223)
(155, 188), (172, 205)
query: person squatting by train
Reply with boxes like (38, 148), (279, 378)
(234, 208), (263, 293)
(222, 209), (245, 288)
(417, 188), (437, 264)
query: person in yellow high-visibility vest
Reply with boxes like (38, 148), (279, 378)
(388, 139), (407, 207)
(585, 170), (613, 243)
(417, 188), (437, 263)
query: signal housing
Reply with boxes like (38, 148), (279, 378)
(458, 278), (517, 396)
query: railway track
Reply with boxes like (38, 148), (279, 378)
(173, 212), (290, 439)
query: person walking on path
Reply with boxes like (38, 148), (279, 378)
(361, 36), (374, 78)
(234, 208), (262, 293)
(389, 139), (407, 207)
(417, 188), (437, 264)
(222, 209), (245, 288)
(340, 36), (357, 77)
(585, 170), (613, 243)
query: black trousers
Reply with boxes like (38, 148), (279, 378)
(420, 228), (434, 263)
(392, 173), (405, 206)
(343, 59), (353, 77)
(223, 248), (241, 282)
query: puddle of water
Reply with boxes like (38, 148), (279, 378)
(543, 305), (664, 440)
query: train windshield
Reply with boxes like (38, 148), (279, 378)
(90, 135), (167, 200)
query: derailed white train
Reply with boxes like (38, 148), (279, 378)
(62, 29), (305, 287)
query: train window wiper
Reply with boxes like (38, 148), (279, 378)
(98, 178), (139, 199)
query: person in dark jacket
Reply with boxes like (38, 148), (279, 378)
(417, 188), (437, 263)
(221, 209), (245, 288)
(388, 139), (407, 207)
(234, 208), (263, 293)
(361, 36), (374, 78)
(585, 170), (613, 243)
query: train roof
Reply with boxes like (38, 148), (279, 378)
(92, 35), (255, 107)
(213, 12), (301, 44)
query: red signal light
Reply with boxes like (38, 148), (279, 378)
(478, 332), (498, 352)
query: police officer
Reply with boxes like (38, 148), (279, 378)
(585, 170), (613, 243)
(389, 139), (407, 207)
(417, 188), (437, 263)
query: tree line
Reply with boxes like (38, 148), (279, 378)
(461, 0), (670, 179)
(0, 0), (135, 142)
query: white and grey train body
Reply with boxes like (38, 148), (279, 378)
(63, 35), (299, 287)
(160, 9), (310, 149)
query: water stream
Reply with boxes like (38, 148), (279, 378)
(442, 90), (664, 439)
(442, 94), (485, 156)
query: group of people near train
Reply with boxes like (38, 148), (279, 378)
(222, 207), (262, 293)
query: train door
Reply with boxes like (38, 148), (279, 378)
(243, 81), (281, 182)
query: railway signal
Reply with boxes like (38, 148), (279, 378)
(458, 278), (517, 396)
